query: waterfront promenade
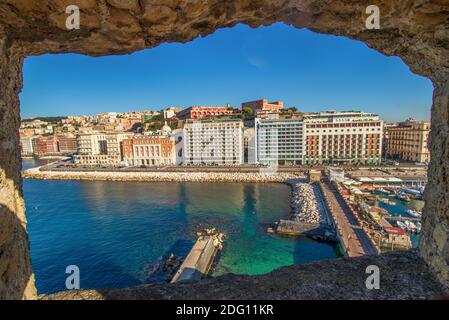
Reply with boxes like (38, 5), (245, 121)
(320, 180), (378, 257)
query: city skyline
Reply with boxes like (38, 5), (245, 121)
(20, 23), (432, 122)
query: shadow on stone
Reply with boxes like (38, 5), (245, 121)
(41, 250), (445, 300)
(0, 204), (35, 299)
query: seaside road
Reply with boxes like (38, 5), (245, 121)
(320, 181), (377, 257)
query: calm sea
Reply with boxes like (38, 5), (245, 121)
(22, 159), (339, 294)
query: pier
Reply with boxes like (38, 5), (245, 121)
(171, 234), (222, 283)
(320, 180), (378, 257)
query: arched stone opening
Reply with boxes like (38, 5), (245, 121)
(0, 0), (448, 299)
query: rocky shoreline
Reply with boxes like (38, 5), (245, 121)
(22, 167), (303, 183)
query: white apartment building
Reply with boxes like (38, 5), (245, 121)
(254, 118), (304, 165)
(303, 111), (383, 165)
(183, 119), (244, 165)
(20, 136), (35, 156)
(74, 132), (133, 166)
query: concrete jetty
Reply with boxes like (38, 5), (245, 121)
(171, 234), (223, 283)
(276, 219), (337, 241)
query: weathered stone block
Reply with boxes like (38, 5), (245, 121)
(107, 0), (140, 11)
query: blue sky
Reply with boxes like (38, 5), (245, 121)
(20, 23), (433, 122)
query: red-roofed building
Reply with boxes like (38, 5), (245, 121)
(176, 106), (233, 120)
(241, 99), (284, 112)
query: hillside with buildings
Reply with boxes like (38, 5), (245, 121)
(19, 99), (430, 168)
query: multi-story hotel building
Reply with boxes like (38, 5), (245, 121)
(176, 106), (233, 120)
(57, 136), (78, 154)
(122, 135), (176, 166)
(32, 136), (59, 156)
(386, 118), (430, 163)
(74, 132), (133, 166)
(183, 119), (244, 165)
(254, 118), (304, 165)
(302, 111), (383, 165)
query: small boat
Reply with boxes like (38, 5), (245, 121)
(401, 188), (422, 196)
(396, 221), (408, 231)
(414, 194), (424, 201)
(406, 209), (422, 218)
(375, 188), (390, 194)
(416, 222), (422, 233)
(396, 192), (410, 202)
(404, 220), (418, 233)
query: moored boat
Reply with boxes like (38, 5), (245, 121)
(375, 188), (391, 195)
(404, 220), (418, 233)
(416, 222), (422, 233)
(396, 192), (410, 202)
(406, 209), (422, 218)
(396, 221), (408, 231)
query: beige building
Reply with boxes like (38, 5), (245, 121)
(122, 134), (176, 166)
(386, 118), (430, 163)
(302, 111), (384, 165)
(74, 132), (133, 166)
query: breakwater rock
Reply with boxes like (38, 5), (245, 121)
(287, 181), (327, 225)
(22, 167), (303, 183)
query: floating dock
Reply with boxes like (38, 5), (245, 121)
(171, 235), (220, 283)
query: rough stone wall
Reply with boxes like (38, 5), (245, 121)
(0, 30), (35, 299)
(0, 0), (448, 299)
(42, 251), (445, 300)
(420, 79), (449, 289)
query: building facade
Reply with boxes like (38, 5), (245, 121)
(242, 99), (284, 112)
(176, 106), (233, 120)
(57, 136), (78, 154)
(122, 135), (176, 166)
(20, 136), (35, 156)
(183, 119), (244, 165)
(32, 136), (59, 156)
(74, 132), (133, 166)
(386, 119), (430, 163)
(254, 118), (304, 165)
(302, 111), (384, 165)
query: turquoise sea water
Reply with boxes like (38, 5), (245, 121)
(22, 159), (339, 294)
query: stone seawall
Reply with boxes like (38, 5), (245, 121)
(22, 167), (302, 183)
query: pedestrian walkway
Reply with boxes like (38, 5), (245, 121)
(320, 180), (378, 257)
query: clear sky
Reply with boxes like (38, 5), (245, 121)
(20, 23), (433, 122)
